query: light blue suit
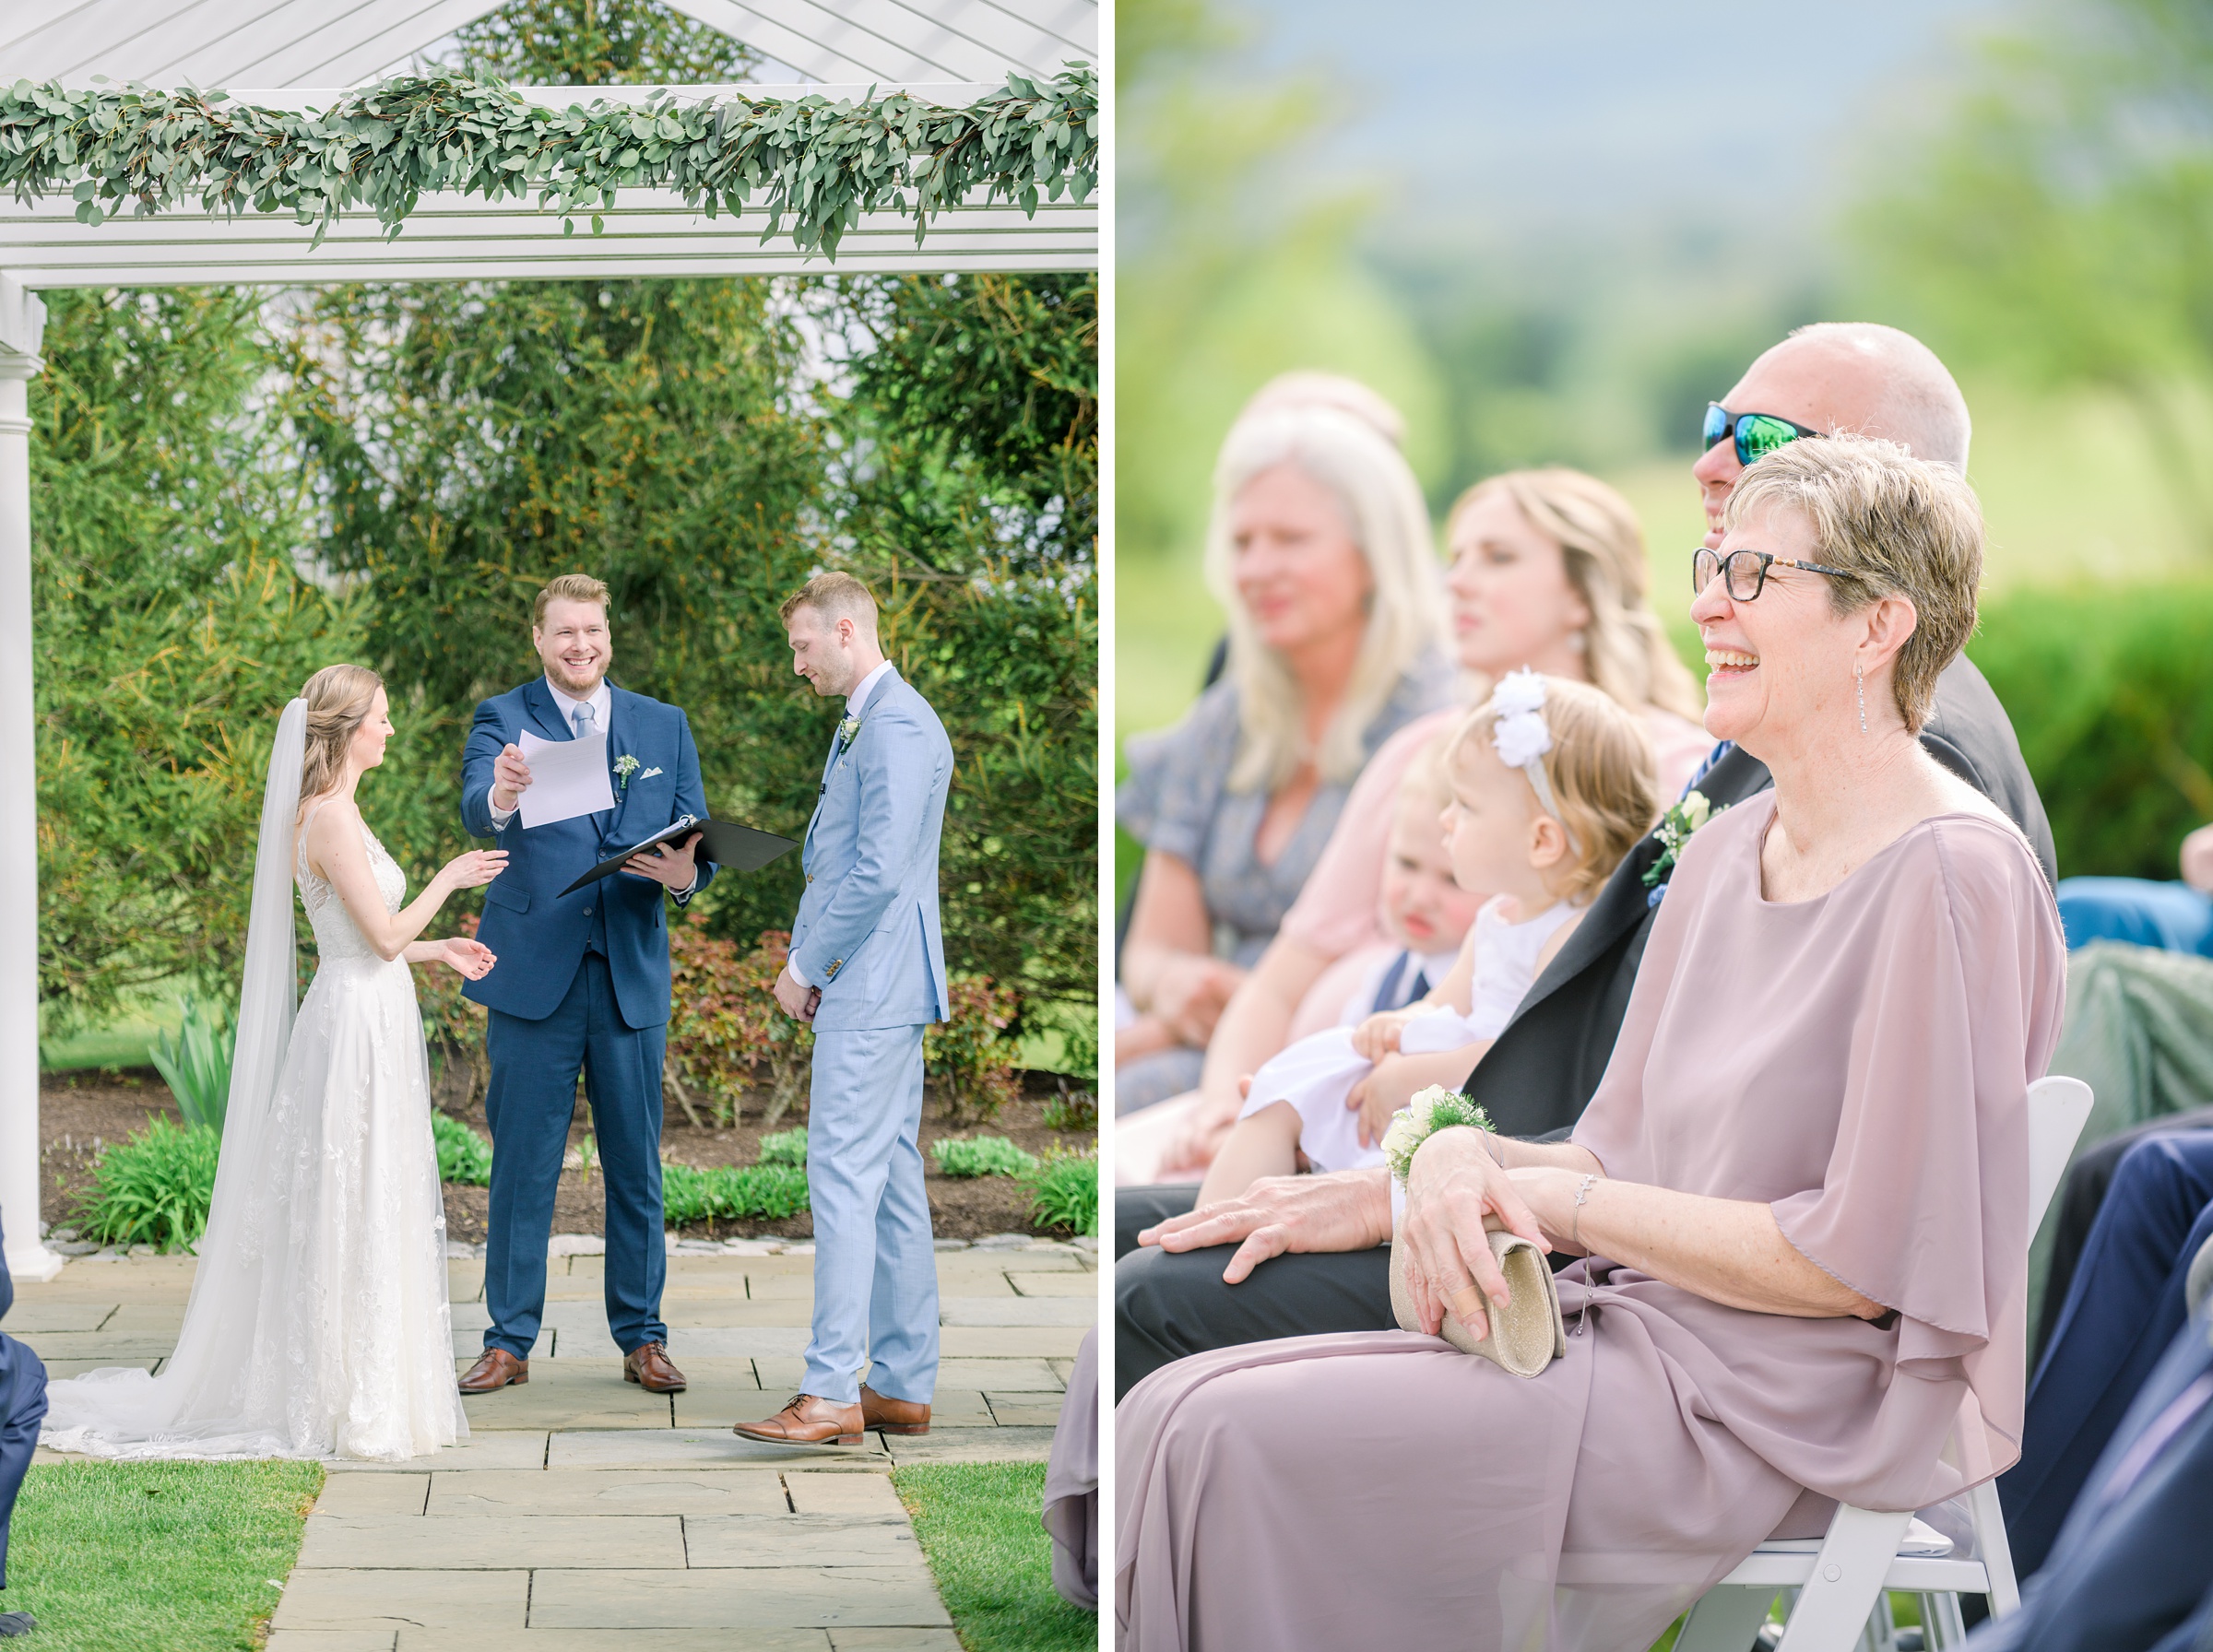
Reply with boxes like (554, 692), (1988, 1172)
(793, 665), (953, 1405)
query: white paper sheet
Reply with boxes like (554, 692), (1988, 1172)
(516, 727), (616, 828)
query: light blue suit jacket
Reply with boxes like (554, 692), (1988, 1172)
(792, 667), (952, 1032)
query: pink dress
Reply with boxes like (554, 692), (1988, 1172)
(1116, 796), (2065, 1652)
(1280, 702), (1713, 960)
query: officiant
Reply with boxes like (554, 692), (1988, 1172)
(456, 573), (716, 1398)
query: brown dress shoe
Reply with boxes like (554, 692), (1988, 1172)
(624, 1340), (688, 1393)
(860, 1384), (930, 1435)
(731, 1393), (866, 1446)
(458, 1349), (528, 1393)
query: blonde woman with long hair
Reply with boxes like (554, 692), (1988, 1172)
(1119, 466), (1710, 1185)
(1117, 403), (1457, 1115)
(43, 666), (505, 1462)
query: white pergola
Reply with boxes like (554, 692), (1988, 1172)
(0, 0), (1097, 1281)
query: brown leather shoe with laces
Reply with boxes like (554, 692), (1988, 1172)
(860, 1384), (930, 1434)
(731, 1393), (866, 1446)
(624, 1340), (688, 1393)
(458, 1349), (528, 1393)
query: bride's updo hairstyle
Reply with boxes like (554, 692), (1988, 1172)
(1444, 676), (1662, 904)
(299, 664), (385, 800)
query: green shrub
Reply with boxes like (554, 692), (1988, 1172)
(1970, 583), (2213, 880)
(927, 975), (1026, 1125)
(1016, 1147), (1097, 1238)
(758, 1127), (808, 1167)
(74, 1117), (222, 1253)
(147, 994), (235, 1134)
(658, 1162), (811, 1225)
(432, 1113), (494, 1186)
(931, 1135), (1039, 1179)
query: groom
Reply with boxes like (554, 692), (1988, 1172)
(734, 572), (953, 1446)
(457, 573), (715, 1397)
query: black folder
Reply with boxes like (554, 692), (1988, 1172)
(558, 814), (798, 897)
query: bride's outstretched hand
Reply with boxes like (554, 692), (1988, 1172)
(435, 849), (508, 893)
(1399, 1127), (1550, 1341)
(433, 938), (497, 980)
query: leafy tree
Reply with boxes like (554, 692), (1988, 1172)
(1855, 0), (2213, 546)
(444, 0), (762, 83)
(30, 289), (364, 1030)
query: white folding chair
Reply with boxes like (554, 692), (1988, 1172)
(1675, 1073), (2096, 1652)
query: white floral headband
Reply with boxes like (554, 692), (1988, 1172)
(1489, 668), (1575, 844)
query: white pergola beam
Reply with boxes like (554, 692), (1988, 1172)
(0, 195), (1098, 285)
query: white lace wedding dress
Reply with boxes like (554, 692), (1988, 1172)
(41, 800), (467, 1461)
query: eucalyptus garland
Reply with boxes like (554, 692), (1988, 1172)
(0, 65), (1096, 256)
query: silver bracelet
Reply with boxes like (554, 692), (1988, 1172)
(1570, 1173), (1599, 1250)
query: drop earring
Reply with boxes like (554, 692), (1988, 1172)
(1856, 663), (1867, 735)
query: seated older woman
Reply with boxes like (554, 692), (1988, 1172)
(1117, 435), (2066, 1651)
(1117, 401), (1456, 1113)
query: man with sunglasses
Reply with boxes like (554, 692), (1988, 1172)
(1118, 321), (2058, 1395)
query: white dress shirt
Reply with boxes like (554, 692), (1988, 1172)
(787, 657), (893, 988)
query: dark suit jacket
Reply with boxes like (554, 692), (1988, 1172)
(460, 678), (716, 1029)
(1464, 655), (2058, 1139)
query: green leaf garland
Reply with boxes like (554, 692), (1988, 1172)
(0, 64), (1097, 257)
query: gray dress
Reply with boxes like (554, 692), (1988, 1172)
(1116, 658), (1455, 1112)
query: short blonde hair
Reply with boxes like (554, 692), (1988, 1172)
(1444, 677), (1661, 904)
(779, 571), (879, 631)
(1206, 406), (1450, 792)
(1448, 469), (1704, 723)
(534, 573), (609, 628)
(1723, 435), (1982, 733)
(300, 664), (384, 801)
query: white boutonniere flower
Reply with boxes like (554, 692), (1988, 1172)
(613, 753), (640, 791)
(835, 713), (861, 755)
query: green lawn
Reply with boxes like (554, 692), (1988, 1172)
(893, 1461), (1095, 1652)
(6, 1459), (323, 1650)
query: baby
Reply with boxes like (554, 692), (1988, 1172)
(1196, 670), (1661, 1205)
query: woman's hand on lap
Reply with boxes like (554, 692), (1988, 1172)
(1400, 1127), (1550, 1340)
(1153, 954), (1245, 1047)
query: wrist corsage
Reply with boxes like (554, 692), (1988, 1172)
(1381, 1085), (1494, 1186)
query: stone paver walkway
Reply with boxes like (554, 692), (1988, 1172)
(22, 1237), (1098, 1650)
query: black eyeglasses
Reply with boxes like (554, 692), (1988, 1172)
(1692, 547), (1855, 601)
(1703, 403), (1824, 468)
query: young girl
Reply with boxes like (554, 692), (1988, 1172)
(1195, 670), (1659, 1204)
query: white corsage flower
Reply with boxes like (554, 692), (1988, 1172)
(1383, 1086), (1496, 1186)
(835, 713), (862, 755)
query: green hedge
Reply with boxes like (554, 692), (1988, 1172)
(1970, 582), (2213, 881)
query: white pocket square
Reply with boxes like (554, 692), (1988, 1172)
(640, 766), (664, 779)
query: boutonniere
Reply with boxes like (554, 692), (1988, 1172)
(613, 753), (640, 791)
(835, 713), (861, 755)
(1642, 789), (1722, 904)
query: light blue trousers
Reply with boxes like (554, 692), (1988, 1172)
(802, 1023), (940, 1405)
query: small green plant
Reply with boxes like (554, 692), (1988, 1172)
(1040, 1083), (1096, 1133)
(432, 1113), (493, 1186)
(148, 994), (235, 1133)
(758, 1127), (809, 1168)
(1016, 1147), (1097, 1238)
(658, 1162), (811, 1226)
(74, 1116), (223, 1252)
(931, 1135), (1039, 1179)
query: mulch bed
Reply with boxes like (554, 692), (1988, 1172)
(39, 1068), (1097, 1244)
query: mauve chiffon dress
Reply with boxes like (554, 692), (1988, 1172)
(1116, 795), (2066, 1652)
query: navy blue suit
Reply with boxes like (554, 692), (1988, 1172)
(1970, 1313), (2213, 1651)
(461, 678), (716, 1359)
(2002, 1130), (2213, 1577)
(0, 1215), (49, 1593)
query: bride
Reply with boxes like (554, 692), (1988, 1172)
(42, 665), (507, 1461)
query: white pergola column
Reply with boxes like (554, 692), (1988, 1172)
(0, 274), (59, 1283)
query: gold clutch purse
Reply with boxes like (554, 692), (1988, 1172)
(1388, 1227), (1567, 1378)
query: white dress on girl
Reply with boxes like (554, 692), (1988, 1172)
(1236, 897), (1580, 1174)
